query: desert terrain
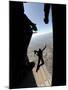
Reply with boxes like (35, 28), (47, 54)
(27, 32), (53, 86)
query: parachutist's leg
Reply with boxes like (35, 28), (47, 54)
(41, 58), (44, 65)
(36, 58), (40, 72)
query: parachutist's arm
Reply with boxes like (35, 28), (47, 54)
(44, 4), (50, 24)
(42, 45), (46, 52)
(34, 50), (38, 55)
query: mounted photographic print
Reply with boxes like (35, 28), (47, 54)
(9, 1), (66, 89)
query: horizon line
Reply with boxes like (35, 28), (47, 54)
(32, 31), (52, 38)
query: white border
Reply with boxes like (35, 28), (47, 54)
(10, 0), (67, 4)
(0, 0), (67, 90)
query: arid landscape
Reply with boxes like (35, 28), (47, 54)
(27, 32), (53, 86)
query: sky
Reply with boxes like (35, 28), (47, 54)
(24, 2), (53, 36)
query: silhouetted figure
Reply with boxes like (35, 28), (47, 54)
(44, 4), (50, 24)
(34, 45), (46, 72)
(10, 1), (37, 88)
(44, 4), (66, 86)
(23, 13), (37, 67)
